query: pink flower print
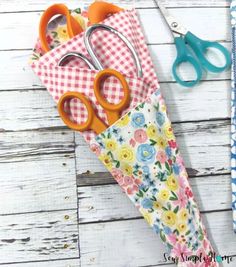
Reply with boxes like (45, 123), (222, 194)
(134, 178), (142, 185)
(185, 187), (193, 198)
(171, 243), (192, 258)
(127, 185), (139, 195)
(179, 176), (187, 189)
(111, 168), (124, 184)
(134, 129), (148, 143)
(176, 155), (185, 171)
(129, 138), (136, 147)
(156, 150), (167, 164)
(167, 233), (178, 245)
(90, 143), (101, 156)
(46, 35), (53, 45)
(168, 159), (172, 165)
(168, 140), (177, 149)
(123, 176), (134, 186)
(173, 189), (188, 209)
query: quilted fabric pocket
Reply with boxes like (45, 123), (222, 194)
(90, 89), (218, 267)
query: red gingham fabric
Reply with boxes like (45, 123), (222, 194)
(31, 9), (160, 142)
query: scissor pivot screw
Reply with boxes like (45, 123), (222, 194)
(171, 22), (178, 28)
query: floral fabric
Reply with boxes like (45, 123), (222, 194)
(30, 3), (218, 265)
(90, 90), (218, 266)
(30, 7), (89, 63)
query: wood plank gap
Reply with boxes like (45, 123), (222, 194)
(79, 209), (232, 226)
(73, 131), (81, 259)
(0, 208), (77, 217)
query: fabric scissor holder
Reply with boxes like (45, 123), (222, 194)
(30, 6), (219, 266)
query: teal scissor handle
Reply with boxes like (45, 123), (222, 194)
(185, 31), (231, 73)
(172, 36), (202, 87)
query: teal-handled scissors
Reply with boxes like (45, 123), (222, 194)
(154, 0), (231, 87)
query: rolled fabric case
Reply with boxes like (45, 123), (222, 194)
(30, 6), (219, 266)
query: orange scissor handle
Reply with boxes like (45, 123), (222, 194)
(39, 4), (83, 52)
(94, 69), (130, 125)
(88, 1), (124, 24)
(58, 91), (107, 134)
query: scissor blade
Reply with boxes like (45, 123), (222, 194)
(153, 0), (187, 36)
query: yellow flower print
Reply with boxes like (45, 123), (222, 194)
(161, 210), (177, 227)
(99, 153), (113, 170)
(163, 122), (175, 140)
(177, 222), (187, 233)
(140, 209), (154, 226)
(166, 175), (179, 191)
(179, 208), (188, 221)
(105, 139), (117, 151)
(73, 14), (86, 29)
(57, 26), (70, 42)
(116, 115), (130, 127)
(157, 136), (167, 149)
(153, 201), (162, 210)
(158, 189), (170, 201)
(161, 104), (166, 113)
(117, 145), (134, 162)
(147, 124), (158, 139)
(121, 163), (133, 176)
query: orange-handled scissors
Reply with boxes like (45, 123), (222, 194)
(58, 69), (130, 134)
(39, 2), (124, 53)
(57, 24), (143, 134)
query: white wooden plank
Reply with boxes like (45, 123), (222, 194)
(0, 210), (79, 264)
(76, 119), (230, 176)
(79, 211), (236, 267)
(0, 42), (230, 91)
(0, 8), (230, 50)
(0, 130), (77, 214)
(0, 90), (63, 131)
(0, 259), (80, 267)
(0, 0), (229, 12)
(1, 80), (230, 131)
(78, 174), (231, 223)
(0, 50), (42, 90)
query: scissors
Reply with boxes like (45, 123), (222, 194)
(57, 24), (143, 134)
(39, 2), (124, 52)
(154, 0), (231, 87)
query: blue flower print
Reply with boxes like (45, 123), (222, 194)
(163, 226), (171, 235)
(173, 163), (180, 175)
(156, 112), (165, 126)
(141, 198), (153, 209)
(142, 165), (150, 174)
(131, 113), (145, 128)
(165, 146), (172, 158)
(137, 144), (156, 164)
(153, 224), (160, 234)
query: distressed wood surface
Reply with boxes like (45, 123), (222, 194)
(0, 0), (230, 13)
(0, 8), (230, 50)
(79, 211), (236, 267)
(0, 259), (81, 267)
(0, 210), (79, 263)
(76, 119), (230, 177)
(1, 1), (235, 267)
(78, 174), (231, 223)
(0, 43), (230, 91)
(0, 130), (77, 214)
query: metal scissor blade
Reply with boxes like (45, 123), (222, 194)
(153, 0), (187, 36)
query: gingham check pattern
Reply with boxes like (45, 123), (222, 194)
(31, 9), (160, 142)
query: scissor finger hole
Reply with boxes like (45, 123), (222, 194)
(94, 69), (130, 111)
(58, 92), (93, 131)
(175, 61), (198, 83)
(203, 47), (228, 68)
